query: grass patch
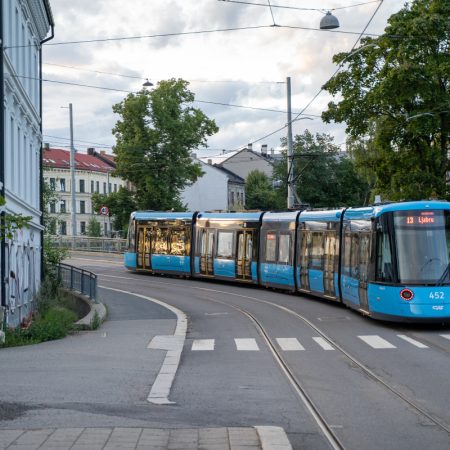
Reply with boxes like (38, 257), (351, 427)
(1, 275), (78, 348)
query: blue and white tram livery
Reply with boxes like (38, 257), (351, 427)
(124, 201), (450, 322)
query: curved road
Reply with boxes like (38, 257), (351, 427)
(1, 252), (450, 449)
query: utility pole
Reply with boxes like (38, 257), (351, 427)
(286, 77), (295, 210)
(69, 103), (77, 236)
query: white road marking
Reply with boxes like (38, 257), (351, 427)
(99, 285), (187, 405)
(235, 338), (259, 351)
(192, 339), (215, 351)
(312, 337), (334, 351)
(440, 334), (450, 341)
(276, 338), (305, 351)
(255, 426), (292, 450)
(397, 335), (428, 348)
(358, 335), (396, 349)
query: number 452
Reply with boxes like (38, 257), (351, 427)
(429, 291), (445, 300)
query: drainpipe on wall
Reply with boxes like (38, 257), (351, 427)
(39, 2), (55, 281)
(1, 0), (6, 311)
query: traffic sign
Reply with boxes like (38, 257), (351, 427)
(99, 206), (109, 216)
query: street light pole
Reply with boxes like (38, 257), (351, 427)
(286, 77), (295, 210)
(69, 103), (77, 236)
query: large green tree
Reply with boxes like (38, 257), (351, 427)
(274, 130), (368, 208)
(322, 0), (449, 200)
(112, 79), (218, 210)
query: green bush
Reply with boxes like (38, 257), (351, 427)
(1, 274), (79, 348)
(2, 306), (77, 347)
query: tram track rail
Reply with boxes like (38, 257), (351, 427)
(196, 287), (450, 438)
(94, 271), (450, 443)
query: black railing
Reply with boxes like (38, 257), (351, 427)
(57, 263), (97, 303)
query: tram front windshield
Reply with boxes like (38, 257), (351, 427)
(394, 210), (450, 284)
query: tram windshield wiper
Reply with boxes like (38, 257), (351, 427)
(437, 262), (450, 286)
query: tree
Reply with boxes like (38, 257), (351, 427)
(91, 187), (137, 236)
(87, 217), (101, 237)
(245, 170), (284, 210)
(322, 0), (450, 200)
(273, 130), (368, 208)
(112, 79), (218, 210)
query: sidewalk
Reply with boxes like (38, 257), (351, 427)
(0, 425), (292, 449)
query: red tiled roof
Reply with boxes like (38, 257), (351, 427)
(43, 148), (114, 173)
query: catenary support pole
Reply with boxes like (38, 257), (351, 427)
(286, 77), (295, 210)
(69, 103), (77, 236)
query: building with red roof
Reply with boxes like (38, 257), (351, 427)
(43, 147), (127, 237)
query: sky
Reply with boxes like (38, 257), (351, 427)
(42, 0), (404, 157)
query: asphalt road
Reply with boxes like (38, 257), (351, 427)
(1, 251), (450, 449)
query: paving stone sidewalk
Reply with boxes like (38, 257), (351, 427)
(0, 426), (292, 450)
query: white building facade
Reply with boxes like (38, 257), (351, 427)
(1, 0), (54, 327)
(181, 158), (245, 211)
(43, 148), (127, 237)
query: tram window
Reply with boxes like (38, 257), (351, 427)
(279, 234), (291, 264)
(343, 233), (352, 276)
(170, 228), (186, 256)
(310, 232), (324, 269)
(266, 233), (277, 262)
(154, 228), (169, 254)
(376, 230), (393, 282)
(127, 221), (136, 250)
(350, 235), (359, 278)
(217, 231), (234, 258)
(359, 235), (370, 281)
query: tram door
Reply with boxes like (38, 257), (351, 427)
(358, 233), (371, 311)
(200, 229), (215, 275)
(136, 226), (152, 270)
(323, 232), (336, 297)
(237, 231), (253, 280)
(299, 230), (310, 290)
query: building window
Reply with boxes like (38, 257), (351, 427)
(96, 181), (100, 193)
(60, 178), (66, 192)
(49, 178), (56, 190)
(108, 183), (111, 193)
(60, 221), (67, 235)
(114, 184), (117, 193)
(230, 192), (235, 206)
(91, 180), (94, 193)
(80, 200), (86, 214)
(79, 179), (85, 193)
(80, 221), (86, 235)
(103, 182), (106, 194)
(60, 200), (66, 213)
(50, 202), (56, 213)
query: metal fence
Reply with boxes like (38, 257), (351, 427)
(57, 263), (97, 303)
(49, 236), (127, 253)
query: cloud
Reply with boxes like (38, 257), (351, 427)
(42, 0), (405, 158)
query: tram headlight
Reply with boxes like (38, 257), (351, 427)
(400, 288), (414, 301)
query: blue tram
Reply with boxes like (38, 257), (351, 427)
(124, 201), (450, 322)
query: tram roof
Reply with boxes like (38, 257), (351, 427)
(373, 200), (450, 217)
(262, 211), (300, 222)
(299, 209), (344, 222)
(196, 212), (263, 221)
(133, 211), (194, 221)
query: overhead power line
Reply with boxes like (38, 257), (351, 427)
(15, 75), (320, 117)
(218, 0), (382, 12)
(4, 24), (383, 49)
